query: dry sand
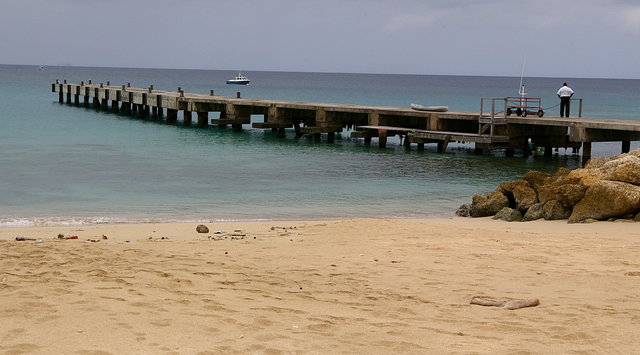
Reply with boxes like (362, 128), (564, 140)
(1, 217), (639, 354)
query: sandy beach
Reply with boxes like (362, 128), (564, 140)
(1, 217), (639, 354)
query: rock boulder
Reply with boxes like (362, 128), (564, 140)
(493, 207), (523, 222)
(470, 191), (509, 217)
(569, 180), (640, 223)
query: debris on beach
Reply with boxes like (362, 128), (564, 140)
(231, 229), (246, 237)
(57, 234), (78, 240)
(15, 236), (41, 242)
(270, 226), (297, 231)
(470, 296), (539, 310)
(147, 236), (170, 241)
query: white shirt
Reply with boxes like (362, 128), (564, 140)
(557, 86), (574, 97)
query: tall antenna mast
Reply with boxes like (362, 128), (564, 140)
(518, 56), (528, 97)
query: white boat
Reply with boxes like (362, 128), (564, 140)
(410, 103), (448, 112)
(226, 73), (250, 85)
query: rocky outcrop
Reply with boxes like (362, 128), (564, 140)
(493, 207), (523, 222)
(498, 180), (537, 212)
(459, 148), (640, 223)
(522, 203), (544, 221)
(568, 180), (640, 223)
(455, 204), (471, 217)
(470, 191), (509, 217)
(603, 155), (640, 185)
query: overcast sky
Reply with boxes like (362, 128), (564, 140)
(1, 0), (639, 78)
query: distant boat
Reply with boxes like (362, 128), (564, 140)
(226, 73), (250, 85)
(410, 103), (448, 112)
(39, 65), (45, 70)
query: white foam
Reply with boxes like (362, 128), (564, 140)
(0, 216), (274, 228)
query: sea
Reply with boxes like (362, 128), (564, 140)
(1, 64), (639, 226)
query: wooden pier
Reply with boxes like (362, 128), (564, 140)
(52, 80), (640, 164)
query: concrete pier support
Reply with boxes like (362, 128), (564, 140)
(58, 84), (64, 103)
(378, 134), (388, 148)
(167, 109), (178, 124)
(102, 91), (109, 110)
(120, 102), (131, 115)
(364, 137), (372, 145)
(183, 111), (192, 126)
(327, 132), (335, 143)
(111, 100), (119, 112)
(278, 127), (286, 137)
(197, 112), (208, 127)
(622, 141), (631, 153)
(66, 89), (72, 104)
(232, 124), (243, 132)
(403, 135), (411, 149)
(582, 142), (592, 166)
(544, 146), (553, 157)
(151, 107), (158, 120)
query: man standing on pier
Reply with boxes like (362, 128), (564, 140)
(557, 83), (574, 117)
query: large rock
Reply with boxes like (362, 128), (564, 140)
(602, 155), (640, 185)
(522, 203), (544, 221)
(537, 183), (587, 208)
(492, 207), (523, 222)
(455, 204), (471, 217)
(522, 171), (552, 189)
(628, 148), (640, 158)
(543, 200), (572, 220)
(584, 156), (618, 169)
(569, 180), (640, 223)
(512, 184), (537, 212)
(558, 168), (606, 187)
(471, 191), (509, 217)
(498, 180), (538, 212)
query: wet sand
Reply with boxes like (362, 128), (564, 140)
(1, 218), (639, 354)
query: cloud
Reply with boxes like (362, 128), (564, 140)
(382, 9), (452, 33)
(620, 6), (640, 34)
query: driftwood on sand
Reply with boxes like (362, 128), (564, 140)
(470, 296), (540, 310)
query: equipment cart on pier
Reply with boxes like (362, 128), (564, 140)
(505, 97), (544, 117)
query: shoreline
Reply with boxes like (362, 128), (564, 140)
(2, 217), (639, 353)
(1, 215), (637, 239)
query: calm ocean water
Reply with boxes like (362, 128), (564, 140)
(1, 64), (639, 226)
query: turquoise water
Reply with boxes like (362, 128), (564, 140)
(1, 65), (639, 226)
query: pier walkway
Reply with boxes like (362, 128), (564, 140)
(52, 81), (640, 164)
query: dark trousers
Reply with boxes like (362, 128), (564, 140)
(560, 97), (571, 117)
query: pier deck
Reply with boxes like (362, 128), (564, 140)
(52, 81), (640, 164)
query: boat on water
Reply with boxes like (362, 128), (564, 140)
(410, 103), (448, 112)
(226, 73), (250, 85)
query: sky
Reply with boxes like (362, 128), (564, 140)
(1, 0), (640, 78)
